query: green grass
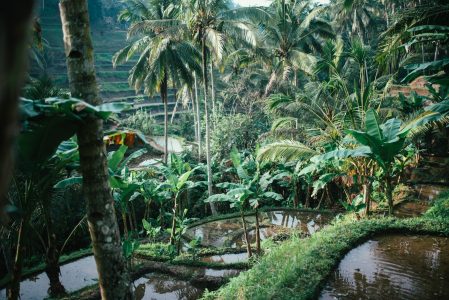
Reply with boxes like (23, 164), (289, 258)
(135, 243), (250, 269)
(203, 196), (449, 300)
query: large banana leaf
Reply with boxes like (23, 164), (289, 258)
(19, 97), (129, 164)
(311, 147), (372, 162)
(108, 145), (128, 173)
(380, 118), (401, 141)
(364, 109), (382, 141)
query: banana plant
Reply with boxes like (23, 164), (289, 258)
(206, 149), (283, 256)
(142, 218), (161, 243)
(55, 144), (147, 237)
(158, 156), (199, 246)
(312, 109), (438, 215)
(138, 179), (170, 227)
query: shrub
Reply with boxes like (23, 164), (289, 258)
(120, 110), (155, 135)
(210, 113), (269, 159)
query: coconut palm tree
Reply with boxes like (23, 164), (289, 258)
(261, 0), (334, 95)
(332, 0), (383, 43)
(114, 0), (201, 164)
(180, 0), (266, 213)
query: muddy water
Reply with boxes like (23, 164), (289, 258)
(0, 255), (97, 300)
(394, 184), (448, 218)
(185, 210), (332, 248)
(133, 273), (203, 300)
(414, 184), (447, 201)
(320, 235), (449, 300)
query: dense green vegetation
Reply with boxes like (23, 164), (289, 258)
(1, 0), (449, 299)
(204, 194), (449, 300)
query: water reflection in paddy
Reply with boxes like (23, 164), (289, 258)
(185, 210), (332, 248)
(0, 255), (242, 300)
(0, 255), (97, 300)
(320, 235), (449, 300)
(133, 273), (203, 300)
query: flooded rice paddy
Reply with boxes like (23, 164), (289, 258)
(184, 210), (333, 248)
(320, 234), (449, 300)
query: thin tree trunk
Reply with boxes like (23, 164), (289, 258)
(59, 1), (131, 299)
(7, 219), (28, 300)
(193, 72), (202, 158)
(201, 37), (217, 215)
(170, 97), (179, 124)
(130, 201), (138, 235)
(161, 74), (168, 164)
(169, 195), (178, 245)
(241, 211), (252, 258)
(305, 185), (311, 208)
(191, 90), (198, 142)
(386, 173), (394, 215)
(255, 209), (261, 255)
(122, 213), (128, 239)
(0, 0), (35, 223)
(363, 182), (371, 217)
(210, 60), (216, 123)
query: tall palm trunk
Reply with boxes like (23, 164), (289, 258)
(201, 37), (217, 215)
(190, 90), (198, 142)
(59, 1), (131, 299)
(7, 219), (28, 300)
(194, 72), (202, 158)
(161, 73), (168, 164)
(210, 60), (216, 124)
(0, 0), (34, 223)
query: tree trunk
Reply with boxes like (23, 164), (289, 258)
(201, 37), (217, 215)
(193, 72), (202, 159)
(255, 209), (261, 255)
(191, 90), (198, 143)
(45, 246), (66, 298)
(169, 194), (178, 245)
(170, 96), (179, 124)
(293, 180), (300, 208)
(161, 74), (169, 164)
(305, 185), (311, 208)
(0, 0), (35, 223)
(7, 219), (28, 300)
(43, 201), (66, 297)
(122, 213), (128, 239)
(363, 182), (371, 217)
(210, 60), (216, 124)
(59, 1), (131, 299)
(241, 211), (252, 258)
(386, 173), (394, 215)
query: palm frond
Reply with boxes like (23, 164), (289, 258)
(257, 140), (317, 162)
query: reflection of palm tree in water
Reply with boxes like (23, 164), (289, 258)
(134, 274), (203, 300)
(324, 270), (402, 300)
(323, 236), (449, 300)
